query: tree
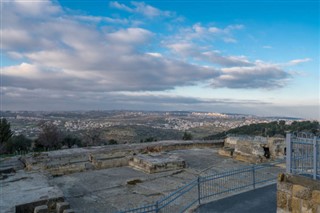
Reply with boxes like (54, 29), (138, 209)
(6, 134), (32, 153)
(35, 122), (63, 149)
(82, 128), (104, 146)
(0, 118), (13, 144)
(61, 135), (82, 148)
(0, 118), (13, 153)
(182, 132), (193, 140)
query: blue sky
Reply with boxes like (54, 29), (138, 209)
(1, 0), (319, 119)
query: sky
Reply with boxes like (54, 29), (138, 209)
(1, 0), (319, 119)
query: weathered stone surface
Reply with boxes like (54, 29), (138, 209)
(63, 209), (75, 213)
(129, 153), (186, 173)
(56, 202), (70, 213)
(34, 205), (48, 213)
(312, 190), (320, 204)
(302, 199), (313, 213)
(291, 197), (301, 213)
(285, 174), (320, 190)
(218, 147), (234, 157)
(277, 174), (320, 213)
(277, 190), (288, 209)
(292, 185), (312, 200)
(277, 207), (290, 213)
(277, 181), (293, 194)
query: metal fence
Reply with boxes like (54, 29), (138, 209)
(286, 133), (320, 180)
(118, 161), (283, 213)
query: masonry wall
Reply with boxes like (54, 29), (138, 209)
(277, 173), (320, 213)
(221, 136), (285, 163)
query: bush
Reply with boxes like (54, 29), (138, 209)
(108, 139), (118, 145)
(6, 134), (32, 153)
(61, 135), (82, 148)
(182, 132), (193, 140)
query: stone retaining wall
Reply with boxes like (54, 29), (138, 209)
(277, 173), (320, 213)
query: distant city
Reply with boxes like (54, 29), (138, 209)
(1, 110), (303, 141)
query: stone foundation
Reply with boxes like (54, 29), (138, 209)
(277, 173), (320, 213)
(129, 153), (186, 173)
(21, 140), (223, 176)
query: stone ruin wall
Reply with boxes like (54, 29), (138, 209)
(220, 136), (285, 163)
(277, 173), (320, 213)
(21, 140), (224, 176)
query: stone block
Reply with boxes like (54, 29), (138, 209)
(291, 197), (301, 213)
(85, 162), (95, 170)
(302, 199), (313, 213)
(56, 202), (70, 213)
(288, 196), (292, 211)
(63, 209), (75, 213)
(276, 208), (290, 213)
(311, 203), (320, 213)
(312, 190), (320, 204)
(277, 181), (293, 194)
(293, 185), (312, 200)
(277, 191), (288, 209)
(34, 205), (48, 213)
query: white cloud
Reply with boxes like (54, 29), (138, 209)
(167, 23), (244, 44)
(110, 1), (174, 18)
(211, 63), (291, 88)
(167, 43), (253, 67)
(2, 0), (295, 114)
(287, 58), (312, 65)
(146, 52), (163, 57)
(109, 1), (134, 12)
(106, 28), (153, 44)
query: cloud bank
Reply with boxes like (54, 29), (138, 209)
(2, 0), (312, 116)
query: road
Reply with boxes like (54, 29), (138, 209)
(195, 184), (277, 213)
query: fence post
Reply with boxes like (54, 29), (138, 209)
(313, 136), (318, 180)
(286, 133), (292, 174)
(252, 165), (256, 190)
(155, 201), (159, 213)
(197, 176), (201, 205)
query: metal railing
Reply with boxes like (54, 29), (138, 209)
(118, 161), (283, 213)
(286, 133), (320, 180)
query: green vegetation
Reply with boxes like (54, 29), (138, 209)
(6, 135), (32, 153)
(108, 139), (118, 145)
(103, 125), (182, 143)
(35, 122), (63, 149)
(61, 135), (82, 148)
(0, 118), (13, 145)
(182, 131), (193, 140)
(140, 137), (157, 143)
(203, 120), (320, 140)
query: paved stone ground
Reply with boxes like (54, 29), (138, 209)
(0, 169), (63, 213)
(49, 149), (252, 213)
(194, 184), (277, 213)
(0, 148), (283, 213)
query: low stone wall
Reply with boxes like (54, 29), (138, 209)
(21, 140), (223, 176)
(277, 173), (320, 213)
